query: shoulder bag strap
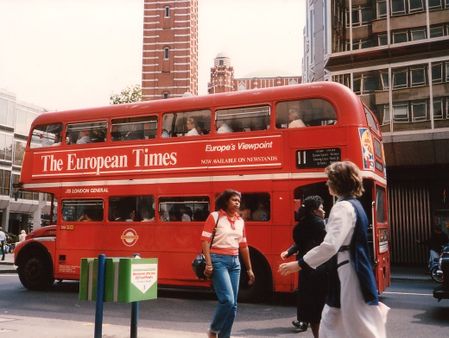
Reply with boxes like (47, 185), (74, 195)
(209, 211), (220, 249)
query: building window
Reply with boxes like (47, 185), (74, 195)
(408, 0), (424, 12)
(433, 98), (444, 119)
(393, 103), (409, 122)
(380, 71), (390, 90)
(163, 47), (169, 59)
(430, 26), (444, 38)
(410, 28), (426, 41)
(392, 31), (408, 43)
(391, 0), (406, 15)
(446, 96), (449, 119)
(378, 34), (388, 46)
(163, 92), (169, 99)
(353, 76), (362, 94)
(377, 1), (387, 18)
(393, 69), (408, 88)
(428, 0), (443, 9)
(164, 6), (170, 17)
(0, 169), (11, 196)
(432, 63), (443, 83)
(446, 62), (449, 82)
(0, 133), (13, 161)
(362, 74), (379, 93)
(411, 101), (427, 121)
(13, 140), (26, 166)
(410, 67), (426, 87)
(361, 7), (374, 24)
(382, 105), (391, 124)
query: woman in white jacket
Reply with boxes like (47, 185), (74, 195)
(279, 161), (389, 338)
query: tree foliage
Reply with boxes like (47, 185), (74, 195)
(110, 85), (142, 104)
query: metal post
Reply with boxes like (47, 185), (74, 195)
(130, 301), (139, 338)
(94, 254), (106, 338)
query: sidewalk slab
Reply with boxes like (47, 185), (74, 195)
(0, 315), (200, 338)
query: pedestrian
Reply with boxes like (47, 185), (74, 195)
(0, 226), (6, 261)
(279, 161), (389, 338)
(418, 225), (449, 273)
(19, 230), (27, 242)
(201, 189), (255, 338)
(280, 195), (327, 337)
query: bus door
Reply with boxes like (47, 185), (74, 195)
(373, 184), (390, 292)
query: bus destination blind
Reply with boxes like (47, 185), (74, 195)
(296, 148), (341, 168)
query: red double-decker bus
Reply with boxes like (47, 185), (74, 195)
(14, 82), (390, 300)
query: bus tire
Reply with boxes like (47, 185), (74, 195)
(238, 249), (273, 303)
(18, 252), (54, 291)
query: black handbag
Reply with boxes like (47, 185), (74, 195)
(192, 212), (219, 280)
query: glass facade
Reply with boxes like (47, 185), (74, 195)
(0, 90), (45, 234)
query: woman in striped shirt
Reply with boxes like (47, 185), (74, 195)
(201, 189), (255, 338)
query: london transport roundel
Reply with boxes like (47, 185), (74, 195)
(121, 228), (139, 247)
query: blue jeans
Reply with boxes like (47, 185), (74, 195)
(210, 254), (241, 338)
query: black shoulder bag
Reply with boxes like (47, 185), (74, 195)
(192, 212), (219, 280)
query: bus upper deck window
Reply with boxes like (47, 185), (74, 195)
(215, 105), (270, 133)
(66, 121), (107, 145)
(276, 99), (337, 128)
(111, 116), (158, 141)
(30, 123), (62, 148)
(161, 110), (210, 137)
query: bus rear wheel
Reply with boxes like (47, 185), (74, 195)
(18, 255), (54, 291)
(238, 250), (272, 302)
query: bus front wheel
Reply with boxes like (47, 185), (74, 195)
(18, 254), (54, 291)
(238, 250), (273, 302)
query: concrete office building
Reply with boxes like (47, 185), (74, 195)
(303, 0), (449, 265)
(208, 54), (301, 94)
(141, 0), (198, 100)
(0, 90), (50, 235)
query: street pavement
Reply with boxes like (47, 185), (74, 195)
(0, 252), (433, 337)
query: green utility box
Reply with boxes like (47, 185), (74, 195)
(79, 257), (158, 303)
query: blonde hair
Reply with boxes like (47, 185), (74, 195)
(325, 161), (364, 197)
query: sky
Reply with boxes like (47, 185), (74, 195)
(0, 0), (305, 111)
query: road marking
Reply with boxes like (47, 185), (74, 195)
(384, 291), (432, 296)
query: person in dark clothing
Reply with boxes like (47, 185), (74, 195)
(419, 226), (449, 271)
(280, 195), (327, 337)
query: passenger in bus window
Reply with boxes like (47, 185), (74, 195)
(180, 206), (192, 222)
(279, 161), (389, 338)
(141, 208), (155, 222)
(216, 120), (232, 134)
(78, 210), (93, 222)
(91, 128), (106, 142)
(288, 108), (306, 128)
(185, 117), (200, 136)
(126, 210), (137, 222)
(252, 202), (269, 221)
(76, 129), (91, 144)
